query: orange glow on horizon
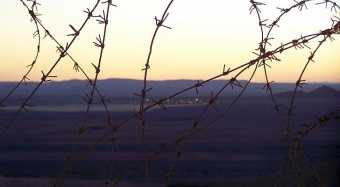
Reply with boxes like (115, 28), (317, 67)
(0, 0), (339, 83)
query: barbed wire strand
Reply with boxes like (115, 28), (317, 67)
(0, 0), (41, 107)
(4, 0), (103, 130)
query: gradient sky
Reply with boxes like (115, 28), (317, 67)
(0, 0), (339, 82)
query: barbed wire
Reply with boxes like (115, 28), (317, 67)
(2, 0), (103, 130)
(0, 0), (41, 107)
(80, 0), (117, 134)
(1, 0), (340, 186)
(137, 0), (175, 143)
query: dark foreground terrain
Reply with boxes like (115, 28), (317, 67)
(0, 97), (339, 186)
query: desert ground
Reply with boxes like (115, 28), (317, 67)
(0, 97), (339, 186)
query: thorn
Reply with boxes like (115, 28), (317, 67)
(43, 29), (50, 39)
(73, 63), (80, 72)
(103, 0), (118, 7)
(93, 35), (104, 48)
(142, 64), (150, 71)
(40, 71), (57, 82)
(67, 24), (79, 36)
(223, 65), (231, 75)
(230, 77), (243, 89)
(154, 16), (172, 29)
(296, 79), (307, 88)
(91, 63), (100, 74)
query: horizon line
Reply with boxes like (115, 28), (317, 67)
(1, 78), (340, 84)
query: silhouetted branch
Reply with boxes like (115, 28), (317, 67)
(81, 0), (116, 135)
(287, 34), (332, 136)
(3, 1), (340, 185)
(90, 22), (340, 152)
(0, 0), (41, 107)
(297, 110), (340, 139)
(5, 0), (103, 129)
(138, 0), (175, 143)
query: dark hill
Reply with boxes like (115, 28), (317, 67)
(276, 85), (340, 98)
(308, 85), (340, 97)
(1, 80), (340, 105)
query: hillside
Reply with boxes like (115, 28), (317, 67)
(1, 80), (339, 105)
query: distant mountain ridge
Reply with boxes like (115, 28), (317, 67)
(309, 85), (340, 97)
(0, 79), (340, 105)
(276, 85), (340, 98)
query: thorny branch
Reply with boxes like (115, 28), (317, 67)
(0, 0), (41, 107)
(4, 0), (103, 129)
(157, 60), (261, 185)
(2, 0), (340, 185)
(81, 0), (117, 135)
(287, 32), (333, 138)
(81, 20), (340, 187)
(19, 1), (113, 128)
(250, 0), (281, 113)
(137, 0), (175, 143)
(88, 19), (340, 155)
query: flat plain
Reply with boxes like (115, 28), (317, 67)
(0, 97), (339, 186)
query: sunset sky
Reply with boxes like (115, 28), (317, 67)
(0, 0), (339, 82)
